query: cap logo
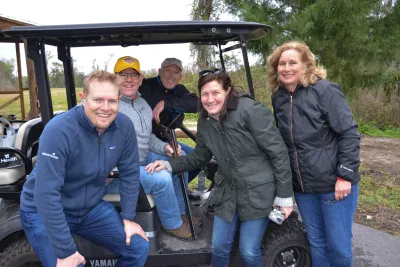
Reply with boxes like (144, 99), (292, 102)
(124, 58), (135, 63)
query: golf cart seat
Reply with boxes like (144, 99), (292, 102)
(0, 150), (25, 186)
(102, 170), (155, 211)
(0, 118), (43, 186)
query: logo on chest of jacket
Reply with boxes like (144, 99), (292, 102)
(109, 146), (116, 150)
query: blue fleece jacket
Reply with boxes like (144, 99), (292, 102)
(20, 105), (140, 259)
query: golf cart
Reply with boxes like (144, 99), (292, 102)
(0, 21), (311, 266)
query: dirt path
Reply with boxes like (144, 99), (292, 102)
(360, 137), (400, 183)
(356, 136), (400, 236)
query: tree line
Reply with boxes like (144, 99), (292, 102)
(221, 0), (399, 97)
(2, 0), (399, 98)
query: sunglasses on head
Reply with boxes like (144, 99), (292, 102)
(199, 68), (223, 77)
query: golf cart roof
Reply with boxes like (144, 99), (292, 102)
(3, 20), (272, 47)
(2, 20), (272, 124)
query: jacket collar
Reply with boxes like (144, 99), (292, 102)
(226, 89), (240, 110)
(280, 83), (305, 95)
(120, 92), (141, 103)
(156, 76), (176, 92)
(226, 89), (253, 110)
(76, 105), (118, 134)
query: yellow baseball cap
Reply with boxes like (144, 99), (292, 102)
(114, 56), (141, 73)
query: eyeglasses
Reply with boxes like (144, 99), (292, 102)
(199, 68), (223, 77)
(118, 72), (140, 80)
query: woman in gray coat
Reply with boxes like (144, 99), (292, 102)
(146, 69), (293, 267)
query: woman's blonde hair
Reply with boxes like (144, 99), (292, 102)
(267, 41), (327, 93)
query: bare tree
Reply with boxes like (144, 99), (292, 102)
(103, 53), (115, 72)
(190, 0), (223, 71)
(91, 59), (100, 72)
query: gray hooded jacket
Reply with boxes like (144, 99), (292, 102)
(119, 93), (167, 164)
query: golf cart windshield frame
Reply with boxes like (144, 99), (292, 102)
(3, 21), (272, 124)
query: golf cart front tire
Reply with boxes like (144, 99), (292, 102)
(230, 218), (311, 267)
(0, 236), (40, 267)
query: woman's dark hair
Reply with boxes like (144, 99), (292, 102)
(197, 69), (235, 118)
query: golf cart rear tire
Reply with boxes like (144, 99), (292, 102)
(0, 237), (40, 267)
(229, 218), (311, 267)
(262, 218), (311, 266)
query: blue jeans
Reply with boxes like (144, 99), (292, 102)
(107, 151), (188, 229)
(295, 184), (359, 267)
(179, 142), (200, 183)
(211, 210), (269, 267)
(20, 201), (149, 267)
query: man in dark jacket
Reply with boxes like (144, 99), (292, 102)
(20, 71), (149, 267)
(139, 57), (198, 123)
(139, 58), (200, 198)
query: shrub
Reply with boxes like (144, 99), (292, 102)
(352, 88), (400, 129)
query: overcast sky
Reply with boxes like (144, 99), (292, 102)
(0, 0), (204, 74)
(0, 0), (256, 76)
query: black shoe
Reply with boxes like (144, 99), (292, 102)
(188, 190), (201, 200)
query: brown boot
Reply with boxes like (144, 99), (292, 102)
(181, 214), (203, 227)
(163, 221), (192, 240)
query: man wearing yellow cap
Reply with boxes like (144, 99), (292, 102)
(107, 56), (202, 240)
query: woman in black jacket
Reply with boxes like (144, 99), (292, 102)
(268, 41), (360, 267)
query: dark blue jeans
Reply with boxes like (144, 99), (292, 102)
(211, 210), (269, 267)
(295, 184), (359, 267)
(107, 151), (186, 229)
(20, 200), (149, 267)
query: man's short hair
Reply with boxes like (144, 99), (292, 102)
(161, 58), (183, 71)
(114, 56), (141, 73)
(83, 71), (119, 95)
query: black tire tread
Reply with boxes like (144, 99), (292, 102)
(230, 219), (310, 267)
(263, 218), (308, 251)
(262, 218), (311, 267)
(0, 237), (38, 267)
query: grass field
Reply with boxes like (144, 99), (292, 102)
(0, 88), (78, 119)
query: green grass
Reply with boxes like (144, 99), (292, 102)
(178, 138), (196, 148)
(184, 113), (199, 122)
(357, 165), (400, 236)
(178, 137), (212, 190)
(359, 171), (400, 209)
(358, 121), (400, 138)
(0, 88), (81, 119)
(0, 90), (31, 119)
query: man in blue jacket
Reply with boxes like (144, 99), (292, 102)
(20, 71), (149, 267)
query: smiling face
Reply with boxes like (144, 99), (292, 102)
(277, 49), (305, 92)
(80, 80), (119, 132)
(118, 68), (143, 99)
(158, 64), (182, 89)
(200, 80), (229, 116)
